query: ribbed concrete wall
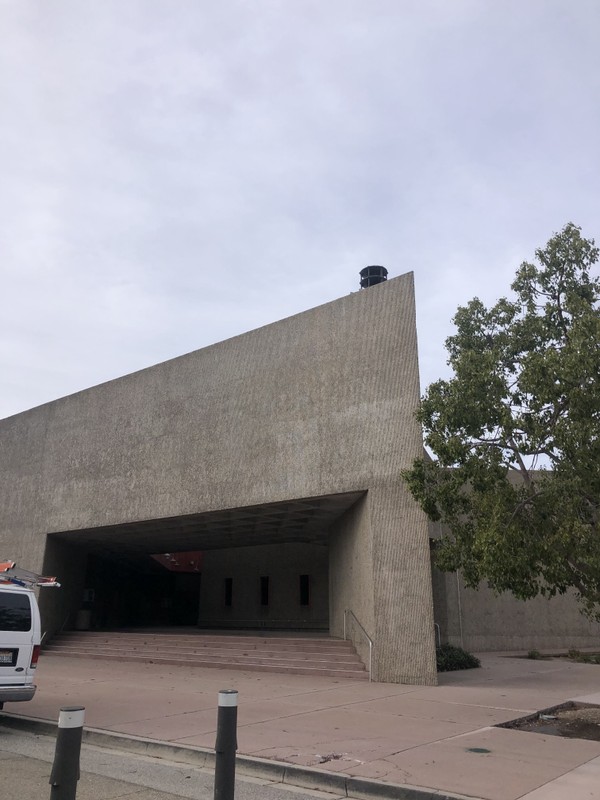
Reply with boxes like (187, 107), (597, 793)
(437, 568), (600, 652)
(0, 272), (436, 684)
(198, 543), (329, 629)
(370, 484), (436, 683)
(330, 495), (375, 673)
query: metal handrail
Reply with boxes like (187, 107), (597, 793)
(343, 608), (373, 682)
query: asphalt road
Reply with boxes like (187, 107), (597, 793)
(0, 725), (344, 800)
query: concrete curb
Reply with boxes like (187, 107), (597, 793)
(0, 712), (476, 800)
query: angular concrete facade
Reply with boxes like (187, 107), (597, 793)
(0, 273), (438, 685)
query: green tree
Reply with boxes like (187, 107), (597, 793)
(403, 223), (600, 618)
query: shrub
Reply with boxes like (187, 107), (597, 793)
(567, 648), (600, 664)
(527, 649), (543, 659)
(436, 644), (480, 672)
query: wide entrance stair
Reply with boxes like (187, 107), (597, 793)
(43, 630), (369, 680)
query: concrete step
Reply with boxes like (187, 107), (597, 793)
(55, 630), (351, 643)
(45, 631), (368, 679)
(44, 643), (362, 662)
(54, 633), (355, 653)
(43, 649), (368, 678)
(45, 647), (364, 671)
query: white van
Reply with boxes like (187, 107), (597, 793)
(0, 584), (41, 708)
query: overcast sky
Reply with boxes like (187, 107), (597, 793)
(1, 0), (599, 420)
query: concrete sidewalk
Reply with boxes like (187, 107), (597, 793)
(4, 652), (600, 799)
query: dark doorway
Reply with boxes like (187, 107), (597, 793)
(84, 554), (201, 629)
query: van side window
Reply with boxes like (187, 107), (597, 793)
(0, 592), (32, 632)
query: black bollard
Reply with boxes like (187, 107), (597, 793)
(49, 706), (85, 799)
(214, 689), (238, 800)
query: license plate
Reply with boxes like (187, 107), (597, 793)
(0, 650), (14, 664)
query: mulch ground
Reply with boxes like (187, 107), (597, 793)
(498, 702), (600, 742)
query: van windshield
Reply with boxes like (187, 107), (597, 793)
(0, 591), (32, 632)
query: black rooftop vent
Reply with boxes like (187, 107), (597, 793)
(359, 265), (388, 289)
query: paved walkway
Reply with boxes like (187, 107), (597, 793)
(4, 652), (600, 799)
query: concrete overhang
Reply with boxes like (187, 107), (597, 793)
(48, 491), (366, 558)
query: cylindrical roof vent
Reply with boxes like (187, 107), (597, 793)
(359, 265), (388, 289)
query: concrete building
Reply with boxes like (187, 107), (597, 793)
(1, 271), (598, 685)
(0, 272), (437, 684)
